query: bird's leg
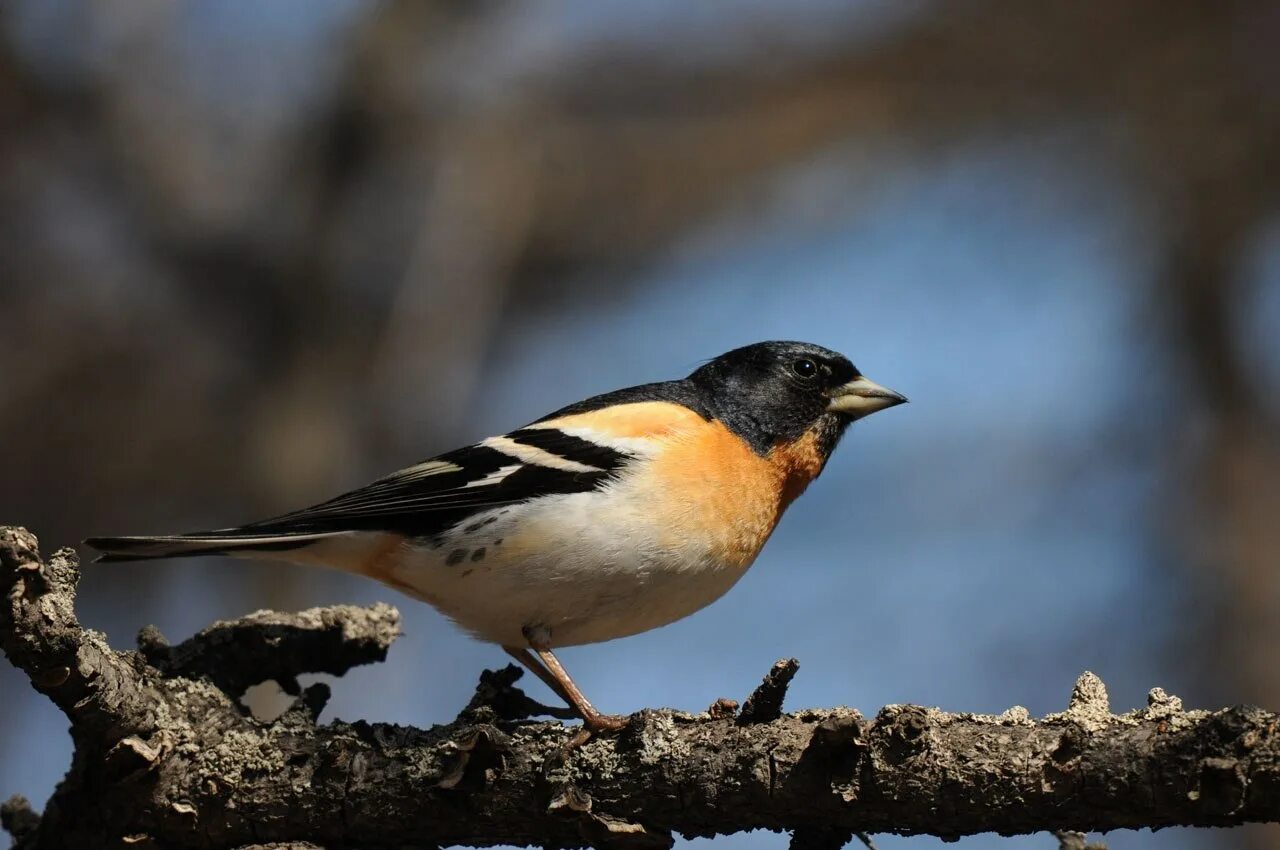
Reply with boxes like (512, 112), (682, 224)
(513, 626), (628, 732)
(533, 647), (628, 732)
(503, 646), (577, 708)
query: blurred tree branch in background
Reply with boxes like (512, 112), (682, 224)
(3, 0), (1276, 527)
(7, 526), (1280, 850)
(3, 0), (1276, 535)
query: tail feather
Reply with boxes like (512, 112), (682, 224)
(84, 532), (339, 563)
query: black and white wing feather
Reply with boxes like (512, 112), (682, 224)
(85, 428), (633, 562)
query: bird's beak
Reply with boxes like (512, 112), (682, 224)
(827, 375), (908, 418)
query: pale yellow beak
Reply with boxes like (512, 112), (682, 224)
(826, 375), (908, 418)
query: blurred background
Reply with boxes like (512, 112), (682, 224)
(2, 2), (1279, 848)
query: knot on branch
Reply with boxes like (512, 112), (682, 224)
(1, 527), (81, 647)
(1065, 671), (1111, 730)
(1, 795), (41, 843)
(1, 527), (130, 724)
(1054, 830), (1108, 850)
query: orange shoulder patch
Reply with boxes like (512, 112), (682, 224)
(535, 401), (707, 440)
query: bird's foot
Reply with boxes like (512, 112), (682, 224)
(562, 712), (630, 750)
(583, 712), (629, 733)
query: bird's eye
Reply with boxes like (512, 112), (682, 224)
(791, 358), (818, 379)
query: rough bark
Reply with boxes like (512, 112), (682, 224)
(4, 526), (1280, 849)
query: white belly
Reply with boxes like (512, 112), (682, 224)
(377, 486), (763, 647)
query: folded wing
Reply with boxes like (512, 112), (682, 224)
(85, 428), (634, 562)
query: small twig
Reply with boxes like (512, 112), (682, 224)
(1, 795), (41, 842)
(855, 833), (880, 850)
(739, 657), (800, 724)
(460, 663), (578, 722)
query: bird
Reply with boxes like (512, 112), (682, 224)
(86, 341), (906, 731)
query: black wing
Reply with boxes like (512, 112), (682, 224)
(86, 399), (673, 563)
(231, 433), (628, 540)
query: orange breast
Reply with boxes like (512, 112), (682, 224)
(638, 421), (828, 570)
(766, 426), (828, 510)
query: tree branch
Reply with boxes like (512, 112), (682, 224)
(136, 602), (401, 698)
(4, 525), (1280, 849)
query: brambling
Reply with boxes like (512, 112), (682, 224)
(87, 341), (906, 731)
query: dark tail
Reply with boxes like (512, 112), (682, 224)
(84, 531), (338, 563)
